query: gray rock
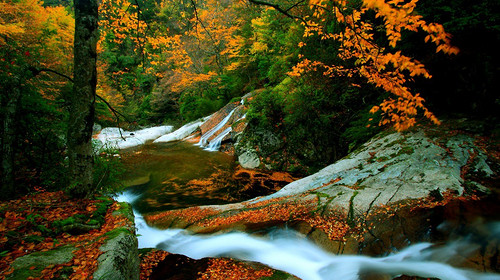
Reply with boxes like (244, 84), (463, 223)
(93, 231), (139, 280)
(213, 129), (494, 216)
(239, 150), (261, 169)
(94, 201), (139, 280)
(8, 246), (75, 280)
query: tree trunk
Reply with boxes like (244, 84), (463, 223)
(0, 84), (21, 200)
(67, 0), (99, 197)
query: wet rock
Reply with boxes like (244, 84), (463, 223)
(93, 202), (139, 280)
(239, 150), (260, 169)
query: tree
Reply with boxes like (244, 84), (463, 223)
(249, 0), (459, 131)
(67, 0), (99, 197)
(1, 0), (74, 199)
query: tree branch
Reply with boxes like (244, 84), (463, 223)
(29, 66), (129, 139)
(247, 0), (307, 24)
(29, 67), (74, 83)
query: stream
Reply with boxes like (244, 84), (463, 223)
(114, 140), (500, 280)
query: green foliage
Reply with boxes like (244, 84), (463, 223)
(93, 147), (125, 195)
(244, 75), (382, 174)
(179, 86), (226, 122)
(1, 40), (70, 196)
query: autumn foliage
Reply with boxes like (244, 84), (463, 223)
(286, 0), (459, 130)
(198, 258), (273, 280)
(0, 192), (131, 279)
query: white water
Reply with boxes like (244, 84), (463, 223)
(96, 125), (173, 150)
(205, 126), (232, 151)
(154, 116), (211, 144)
(114, 190), (500, 280)
(197, 107), (237, 149)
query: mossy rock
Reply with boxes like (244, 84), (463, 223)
(7, 246), (75, 280)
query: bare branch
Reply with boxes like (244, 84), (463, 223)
(29, 67), (74, 83)
(29, 66), (129, 139)
(247, 0), (307, 24)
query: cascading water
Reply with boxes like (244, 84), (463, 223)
(115, 190), (500, 280)
(205, 126), (232, 151)
(197, 107), (237, 149)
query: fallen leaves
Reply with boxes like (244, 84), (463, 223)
(0, 191), (132, 279)
(198, 258), (272, 280)
(140, 250), (170, 280)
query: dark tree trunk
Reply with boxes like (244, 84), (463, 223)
(67, 0), (99, 197)
(0, 84), (21, 200)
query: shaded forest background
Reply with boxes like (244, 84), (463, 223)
(1, 0), (499, 197)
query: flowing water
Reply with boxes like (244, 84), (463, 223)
(115, 190), (500, 280)
(115, 126), (500, 279)
(197, 107), (237, 149)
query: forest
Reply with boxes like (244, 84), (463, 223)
(1, 0), (498, 198)
(0, 0), (499, 279)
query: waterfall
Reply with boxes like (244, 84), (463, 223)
(204, 126), (232, 151)
(197, 107), (237, 149)
(115, 190), (500, 280)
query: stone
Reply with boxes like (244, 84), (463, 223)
(239, 150), (261, 169)
(93, 231), (139, 280)
(196, 129), (494, 218)
(93, 201), (139, 280)
(8, 246), (75, 280)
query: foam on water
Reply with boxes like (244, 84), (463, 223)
(197, 108), (237, 149)
(116, 190), (500, 280)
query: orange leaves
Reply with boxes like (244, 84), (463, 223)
(140, 250), (170, 280)
(0, 192), (131, 280)
(293, 0), (460, 130)
(198, 258), (273, 280)
(149, 195), (352, 242)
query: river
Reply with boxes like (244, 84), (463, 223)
(115, 141), (500, 280)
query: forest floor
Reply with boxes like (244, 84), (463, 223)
(0, 191), (129, 279)
(0, 191), (285, 280)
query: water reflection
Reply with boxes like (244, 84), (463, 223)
(119, 141), (236, 214)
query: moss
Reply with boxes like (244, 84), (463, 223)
(104, 227), (133, 241)
(398, 146), (414, 155)
(261, 270), (295, 280)
(8, 246), (74, 280)
(113, 202), (134, 220)
(376, 156), (389, 162)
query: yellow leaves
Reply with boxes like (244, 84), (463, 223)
(250, 41), (269, 54)
(292, 0), (458, 130)
(0, 23), (25, 41)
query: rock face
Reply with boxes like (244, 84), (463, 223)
(93, 202), (139, 280)
(148, 128), (495, 237)
(251, 129), (492, 214)
(7, 246), (75, 280)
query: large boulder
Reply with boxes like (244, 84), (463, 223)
(96, 126), (174, 150)
(147, 128), (495, 235)
(93, 202), (140, 280)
